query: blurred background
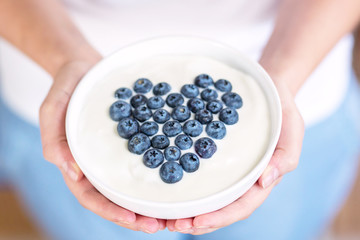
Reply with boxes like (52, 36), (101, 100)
(1, 19), (360, 240)
(0, 162), (359, 240)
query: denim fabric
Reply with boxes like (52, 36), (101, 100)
(1, 76), (359, 240)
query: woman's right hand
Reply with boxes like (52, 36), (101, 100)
(39, 58), (166, 234)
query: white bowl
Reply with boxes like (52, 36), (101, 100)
(66, 36), (282, 219)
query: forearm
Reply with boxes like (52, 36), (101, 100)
(0, 0), (100, 77)
(260, 0), (360, 95)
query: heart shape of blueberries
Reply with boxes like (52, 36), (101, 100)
(110, 74), (243, 183)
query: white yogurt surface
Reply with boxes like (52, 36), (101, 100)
(77, 55), (270, 202)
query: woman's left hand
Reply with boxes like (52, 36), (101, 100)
(166, 79), (304, 235)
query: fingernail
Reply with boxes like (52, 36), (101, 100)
(195, 226), (210, 229)
(262, 167), (279, 188)
(141, 228), (155, 234)
(62, 161), (80, 181)
(178, 229), (194, 234)
(118, 220), (130, 225)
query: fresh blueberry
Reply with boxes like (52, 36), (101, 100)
(221, 92), (243, 109)
(194, 137), (217, 159)
(117, 117), (140, 139)
(153, 82), (171, 96)
(128, 133), (151, 155)
(206, 121), (226, 139)
(160, 161), (183, 184)
(114, 87), (132, 99)
(200, 89), (218, 101)
(180, 153), (200, 173)
(133, 78), (153, 94)
(215, 79), (232, 92)
(166, 93), (184, 108)
(195, 109), (213, 124)
(183, 120), (203, 137)
(206, 100), (223, 114)
(187, 98), (205, 113)
(181, 84), (199, 98)
(133, 105), (152, 122)
(219, 108), (239, 125)
(109, 100), (132, 121)
(164, 146), (181, 161)
(130, 94), (147, 108)
(175, 134), (193, 150)
(194, 74), (213, 88)
(147, 96), (165, 109)
(153, 109), (171, 124)
(140, 121), (159, 136)
(163, 121), (182, 137)
(151, 135), (170, 149)
(143, 149), (164, 168)
(171, 105), (191, 122)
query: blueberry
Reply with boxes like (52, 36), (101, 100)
(151, 135), (170, 149)
(109, 100), (132, 121)
(195, 109), (213, 125)
(153, 109), (171, 124)
(206, 121), (226, 139)
(133, 78), (153, 93)
(130, 94), (147, 108)
(117, 118), (140, 139)
(206, 100), (223, 114)
(175, 134), (193, 150)
(160, 161), (183, 184)
(166, 93), (184, 108)
(133, 105), (152, 122)
(180, 153), (200, 173)
(114, 87), (132, 99)
(147, 96), (165, 109)
(194, 74), (213, 88)
(181, 84), (199, 98)
(163, 121), (182, 137)
(194, 137), (217, 159)
(221, 92), (243, 109)
(143, 149), (164, 168)
(219, 108), (239, 125)
(164, 146), (181, 161)
(140, 121), (159, 136)
(183, 120), (203, 137)
(200, 89), (218, 101)
(128, 133), (151, 155)
(171, 105), (191, 122)
(215, 79), (232, 92)
(187, 98), (205, 113)
(153, 82), (171, 96)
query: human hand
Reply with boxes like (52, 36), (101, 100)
(39, 58), (166, 233)
(166, 79), (304, 234)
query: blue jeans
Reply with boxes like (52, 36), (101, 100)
(1, 76), (360, 240)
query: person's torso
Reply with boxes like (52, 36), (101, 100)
(0, 0), (352, 127)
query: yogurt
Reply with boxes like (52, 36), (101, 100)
(76, 55), (271, 202)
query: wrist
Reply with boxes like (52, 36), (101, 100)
(259, 55), (305, 97)
(54, 44), (102, 77)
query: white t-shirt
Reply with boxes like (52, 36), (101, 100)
(0, 0), (353, 127)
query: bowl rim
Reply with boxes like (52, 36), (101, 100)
(66, 35), (282, 209)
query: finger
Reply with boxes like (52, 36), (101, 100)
(259, 83), (304, 188)
(174, 218), (194, 233)
(166, 219), (177, 232)
(62, 172), (136, 224)
(63, 172), (164, 233)
(192, 178), (282, 229)
(191, 227), (219, 235)
(135, 215), (161, 233)
(158, 219), (167, 231)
